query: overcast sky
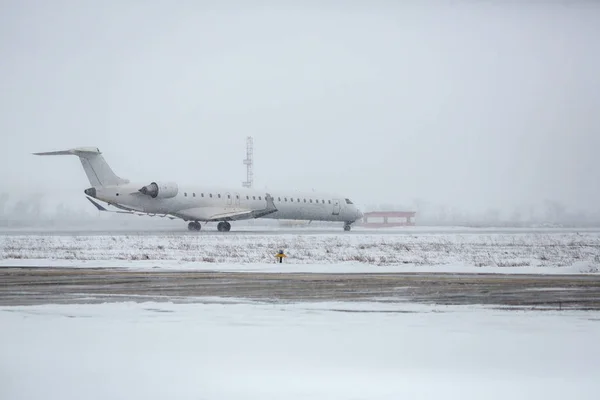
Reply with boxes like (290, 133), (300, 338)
(1, 0), (599, 214)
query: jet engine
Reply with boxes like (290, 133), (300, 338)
(138, 182), (179, 199)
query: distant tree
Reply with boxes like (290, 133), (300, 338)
(12, 199), (31, 220)
(527, 204), (537, 223)
(28, 195), (42, 220)
(544, 200), (566, 223)
(55, 203), (69, 219)
(484, 208), (501, 225)
(510, 211), (521, 225)
(0, 193), (8, 216)
(436, 205), (448, 224)
(570, 210), (588, 226)
(450, 207), (466, 224)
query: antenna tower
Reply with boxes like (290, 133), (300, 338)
(242, 136), (254, 188)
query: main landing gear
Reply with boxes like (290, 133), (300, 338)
(188, 221), (201, 231)
(217, 221), (231, 232)
(187, 221), (231, 232)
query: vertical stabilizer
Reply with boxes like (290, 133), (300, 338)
(33, 147), (129, 187)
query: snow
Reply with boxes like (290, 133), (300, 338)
(1, 258), (599, 275)
(1, 300), (599, 400)
(1, 231), (599, 274)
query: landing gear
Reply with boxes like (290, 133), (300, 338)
(217, 221), (231, 232)
(188, 221), (201, 231)
(344, 222), (352, 231)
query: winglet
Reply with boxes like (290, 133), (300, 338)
(86, 196), (108, 211)
(264, 193), (277, 212)
(250, 193), (278, 219)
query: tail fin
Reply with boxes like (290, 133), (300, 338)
(33, 147), (129, 187)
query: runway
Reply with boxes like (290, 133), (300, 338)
(3, 226), (600, 237)
(2, 267), (600, 309)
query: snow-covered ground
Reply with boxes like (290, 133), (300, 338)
(1, 300), (599, 400)
(1, 231), (599, 274)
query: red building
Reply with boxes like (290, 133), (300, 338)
(360, 211), (416, 228)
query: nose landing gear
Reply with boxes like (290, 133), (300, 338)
(344, 222), (352, 231)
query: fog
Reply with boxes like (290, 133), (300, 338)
(1, 1), (599, 226)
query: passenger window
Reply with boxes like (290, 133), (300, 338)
(184, 192), (187, 197)
(328, 200), (331, 204)
(303, 199), (306, 203)
(322, 200), (325, 204)
(278, 197), (281, 201)
(297, 198), (300, 202)
(259, 196), (262, 200)
(285, 197), (288, 202)
(290, 198), (294, 202)
(201, 193), (204, 197)
(253, 196), (256, 200)
(228, 194), (231, 199)
(310, 199), (312, 203)
(209, 194), (213, 198)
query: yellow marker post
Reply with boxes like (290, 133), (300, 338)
(275, 250), (287, 263)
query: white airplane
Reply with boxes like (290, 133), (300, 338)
(34, 147), (363, 232)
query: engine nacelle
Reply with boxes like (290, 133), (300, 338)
(138, 182), (178, 199)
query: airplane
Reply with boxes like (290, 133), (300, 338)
(34, 147), (363, 232)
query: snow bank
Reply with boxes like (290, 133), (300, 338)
(1, 231), (599, 273)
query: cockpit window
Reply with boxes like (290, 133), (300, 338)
(345, 198), (353, 204)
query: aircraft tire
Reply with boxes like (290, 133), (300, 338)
(188, 222), (201, 231)
(218, 222), (231, 232)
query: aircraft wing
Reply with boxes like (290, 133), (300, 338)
(86, 197), (178, 220)
(86, 193), (277, 222)
(174, 193), (278, 222)
(174, 207), (255, 222)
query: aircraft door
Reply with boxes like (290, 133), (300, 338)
(332, 199), (341, 215)
(226, 192), (232, 206)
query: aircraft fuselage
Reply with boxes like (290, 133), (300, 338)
(89, 183), (362, 223)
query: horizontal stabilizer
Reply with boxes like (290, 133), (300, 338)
(34, 147), (128, 187)
(33, 147), (101, 156)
